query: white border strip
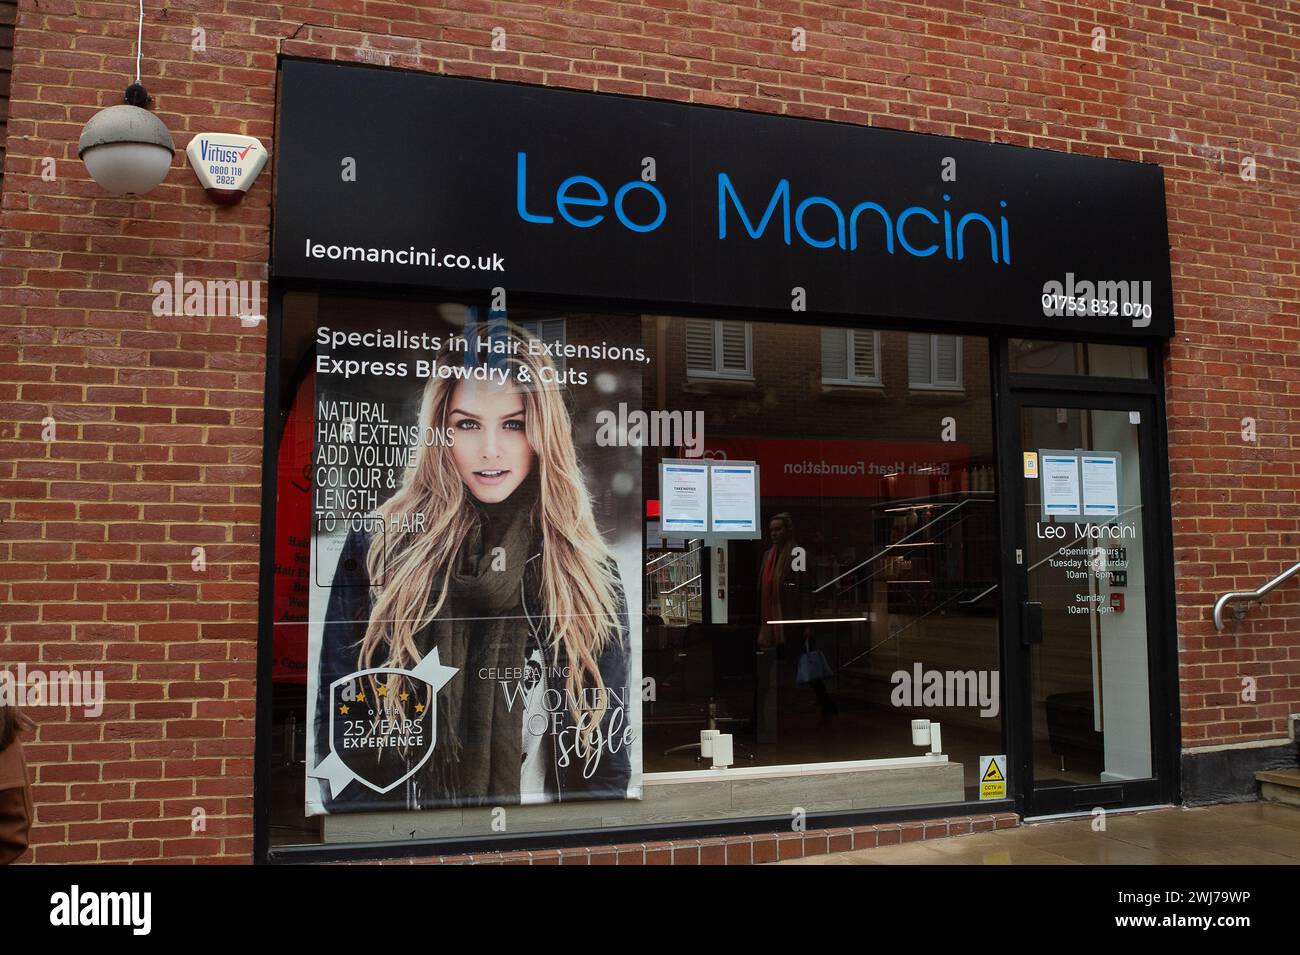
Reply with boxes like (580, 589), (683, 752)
(644, 753), (948, 785)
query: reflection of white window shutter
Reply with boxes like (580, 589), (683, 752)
(908, 333), (961, 388)
(519, 318), (565, 345)
(541, 318), (565, 344)
(823, 328), (878, 385)
(852, 331), (878, 381)
(517, 318), (567, 369)
(686, 319), (715, 371)
(908, 334), (930, 384)
(686, 320), (751, 377)
(821, 328), (848, 380)
(935, 335), (959, 384)
(719, 321), (748, 372)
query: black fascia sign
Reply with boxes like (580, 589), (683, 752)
(273, 59), (1175, 338)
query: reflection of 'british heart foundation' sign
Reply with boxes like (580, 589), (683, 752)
(702, 437), (970, 498)
(310, 650), (459, 797)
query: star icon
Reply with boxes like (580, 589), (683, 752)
(377, 685), (389, 697)
(414, 703), (425, 713)
(399, 691), (409, 702)
(338, 704), (349, 715)
(356, 691), (366, 703)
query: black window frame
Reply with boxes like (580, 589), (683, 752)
(253, 281), (1176, 864)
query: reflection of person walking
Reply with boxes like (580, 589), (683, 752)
(0, 706), (34, 864)
(757, 513), (837, 724)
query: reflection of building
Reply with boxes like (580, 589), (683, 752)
(642, 318), (1002, 774)
(663, 320), (991, 451)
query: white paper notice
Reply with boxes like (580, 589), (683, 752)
(1081, 455), (1119, 517)
(661, 464), (708, 533)
(1040, 454), (1080, 516)
(710, 465), (757, 534)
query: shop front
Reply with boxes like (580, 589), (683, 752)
(257, 59), (1178, 860)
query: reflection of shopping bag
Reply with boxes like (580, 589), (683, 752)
(796, 648), (833, 685)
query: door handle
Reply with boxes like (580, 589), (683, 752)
(1021, 601), (1043, 647)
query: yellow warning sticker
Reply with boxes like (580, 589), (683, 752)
(1023, 452), (1039, 478)
(979, 755), (1007, 800)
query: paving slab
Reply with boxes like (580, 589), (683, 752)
(780, 803), (1300, 865)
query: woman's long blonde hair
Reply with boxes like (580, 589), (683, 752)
(358, 320), (621, 740)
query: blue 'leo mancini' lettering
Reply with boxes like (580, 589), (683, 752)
(514, 150), (1012, 263)
(50, 885), (152, 936)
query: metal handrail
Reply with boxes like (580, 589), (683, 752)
(645, 541), (701, 573)
(814, 498), (977, 594)
(1213, 562), (1300, 631)
(662, 574), (702, 595)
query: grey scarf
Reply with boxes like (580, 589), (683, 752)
(414, 477), (538, 805)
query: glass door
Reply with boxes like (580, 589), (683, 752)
(1007, 394), (1171, 815)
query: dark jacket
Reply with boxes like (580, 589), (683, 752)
(760, 545), (815, 622)
(0, 735), (32, 865)
(759, 543), (820, 662)
(314, 525), (632, 812)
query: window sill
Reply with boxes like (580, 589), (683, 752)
(645, 753), (949, 784)
(819, 383), (888, 401)
(682, 377), (758, 396)
(907, 388), (966, 399)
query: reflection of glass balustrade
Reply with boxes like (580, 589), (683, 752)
(810, 491), (1000, 676)
(644, 541), (703, 628)
(818, 492), (999, 605)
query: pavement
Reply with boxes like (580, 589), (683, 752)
(781, 801), (1300, 864)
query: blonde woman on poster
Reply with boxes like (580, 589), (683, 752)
(314, 321), (633, 811)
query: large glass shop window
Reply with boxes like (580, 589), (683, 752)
(642, 318), (1002, 792)
(268, 293), (1003, 849)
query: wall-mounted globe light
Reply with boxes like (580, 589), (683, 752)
(78, 97), (175, 196)
(77, 0), (173, 197)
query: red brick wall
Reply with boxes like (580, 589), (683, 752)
(0, 1), (1295, 863)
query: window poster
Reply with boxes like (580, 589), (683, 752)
(709, 463), (758, 534)
(305, 304), (643, 815)
(1081, 454), (1120, 518)
(1040, 453), (1081, 517)
(660, 462), (708, 534)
